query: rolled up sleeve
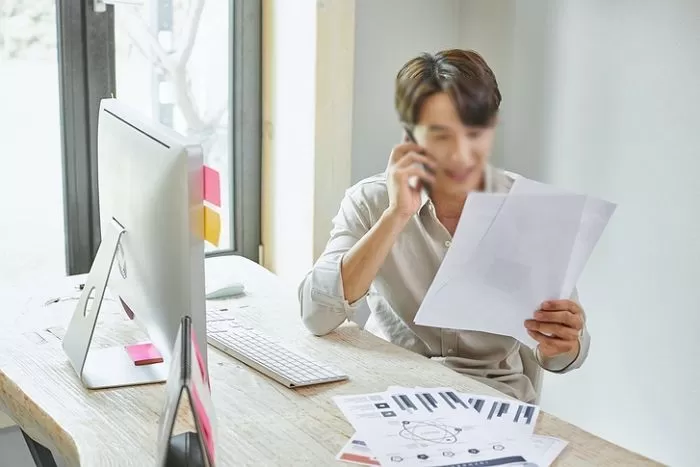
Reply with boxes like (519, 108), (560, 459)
(536, 287), (591, 373)
(298, 192), (373, 336)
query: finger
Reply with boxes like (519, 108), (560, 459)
(390, 142), (428, 163)
(541, 299), (582, 314)
(527, 330), (575, 355)
(532, 310), (583, 330)
(524, 320), (579, 340)
(394, 151), (436, 170)
(398, 164), (436, 186)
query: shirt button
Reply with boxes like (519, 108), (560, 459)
(445, 241), (452, 247)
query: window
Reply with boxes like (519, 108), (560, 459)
(59, 0), (261, 274)
(0, 0), (65, 282)
(113, 0), (232, 253)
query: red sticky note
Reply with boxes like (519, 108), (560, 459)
(125, 342), (163, 366)
(203, 166), (221, 207)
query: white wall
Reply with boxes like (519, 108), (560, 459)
(350, 1), (699, 465)
(520, 3), (699, 466)
(261, 0), (317, 286)
(262, 0), (356, 285)
(312, 0), (356, 261)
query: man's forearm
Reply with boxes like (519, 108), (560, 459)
(341, 209), (409, 303)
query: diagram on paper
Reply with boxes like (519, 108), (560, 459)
(399, 420), (463, 444)
(369, 418), (526, 466)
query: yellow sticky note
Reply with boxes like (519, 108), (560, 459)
(192, 205), (205, 241)
(203, 206), (221, 247)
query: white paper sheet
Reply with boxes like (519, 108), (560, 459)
(416, 192), (586, 347)
(333, 390), (534, 466)
(337, 433), (568, 467)
(417, 194), (506, 340)
(508, 178), (617, 298)
(528, 435), (569, 466)
(414, 179), (615, 347)
(333, 387), (565, 467)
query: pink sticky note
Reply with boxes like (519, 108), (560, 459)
(203, 166), (221, 207)
(191, 329), (209, 387)
(191, 385), (215, 460)
(125, 342), (163, 366)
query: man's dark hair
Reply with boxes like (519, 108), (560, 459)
(395, 49), (501, 128)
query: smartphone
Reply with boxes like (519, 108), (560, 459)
(404, 127), (434, 196)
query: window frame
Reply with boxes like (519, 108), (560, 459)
(57, 0), (116, 275)
(59, 0), (262, 274)
(211, 0), (262, 261)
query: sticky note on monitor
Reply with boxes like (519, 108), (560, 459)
(125, 342), (163, 366)
(203, 206), (221, 247)
(203, 166), (221, 207)
(191, 384), (215, 460)
(191, 328), (209, 386)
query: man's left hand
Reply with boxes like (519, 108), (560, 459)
(524, 300), (583, 358)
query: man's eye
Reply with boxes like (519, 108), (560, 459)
(434, 134), (450, 140)
(467, 131), (483, 139)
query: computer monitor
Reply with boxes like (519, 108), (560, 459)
(62, 98), (208, 389)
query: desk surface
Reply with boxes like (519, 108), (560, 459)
(0, 256), (658, 466)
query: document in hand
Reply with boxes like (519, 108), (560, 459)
(414, 177), (616, 347)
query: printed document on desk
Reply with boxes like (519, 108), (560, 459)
(414, 179), (615, 347)
(333, 386), (568, 466)
(337, 433), (568, 467)
(333, 387), (536, 466)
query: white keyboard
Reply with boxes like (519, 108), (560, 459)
(206, 320), (348, 388)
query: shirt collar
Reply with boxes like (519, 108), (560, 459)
(420, 163), (497, 211)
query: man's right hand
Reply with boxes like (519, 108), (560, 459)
(386, 142), (437, 219)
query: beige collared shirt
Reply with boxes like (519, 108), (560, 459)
(298, 166), (590, 403)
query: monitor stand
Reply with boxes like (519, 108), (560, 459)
(62, 218), (169, 389)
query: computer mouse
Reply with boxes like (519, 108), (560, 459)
(205, 283), (245, 300)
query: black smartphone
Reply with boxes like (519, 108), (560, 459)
(403, 127), (434, 195)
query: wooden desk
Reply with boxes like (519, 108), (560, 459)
(0, 256), (659, 466)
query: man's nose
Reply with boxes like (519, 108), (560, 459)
(449, 137), (476, 165)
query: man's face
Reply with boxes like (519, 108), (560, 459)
(412, 92), (496, 196)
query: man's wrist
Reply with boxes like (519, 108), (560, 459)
(537, 340), (581, 373)
(382, 207), (413, 229)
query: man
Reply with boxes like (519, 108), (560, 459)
(298, 49), (589, 403)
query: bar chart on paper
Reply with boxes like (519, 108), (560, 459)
(484, 400), (536, 426)
(383, 387), (540, 433)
